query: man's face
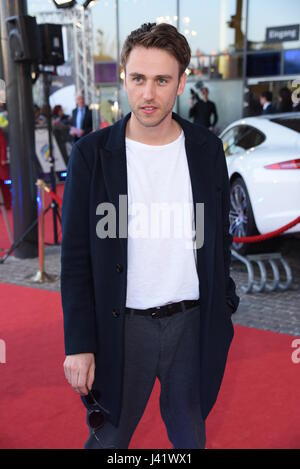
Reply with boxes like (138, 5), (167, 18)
(201, 88), (208, 99)
(260, 96), (266, 106)
(123, 46), (186, 128)
(77, 96), (85, 108)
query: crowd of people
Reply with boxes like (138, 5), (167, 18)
(1, 93), (94, 209)
(259, 86), (300, 115)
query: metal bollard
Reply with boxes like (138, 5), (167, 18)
(28, 179), (58, 284)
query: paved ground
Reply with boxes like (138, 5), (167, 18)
(230, 237), (300, 335)
(0, 237), (299, 336)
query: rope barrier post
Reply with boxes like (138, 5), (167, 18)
(28, 179), (58, 284)
(38, 179), (45, 274)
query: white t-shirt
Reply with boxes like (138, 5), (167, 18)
(125, 130), (200, 309)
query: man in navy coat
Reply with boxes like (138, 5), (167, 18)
(70, 93), (93, 142)
(61, 22), (239, 449)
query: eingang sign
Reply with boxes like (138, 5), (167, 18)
(266, 24), (299, 43)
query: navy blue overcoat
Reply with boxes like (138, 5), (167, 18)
(61, 112), (240, 426)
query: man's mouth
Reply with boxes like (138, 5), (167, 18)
(140, 106), (157, 114)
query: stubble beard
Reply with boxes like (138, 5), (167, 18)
(131, 99), (176, 128)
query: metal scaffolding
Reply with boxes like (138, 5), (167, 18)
(35, 7), (95, 106)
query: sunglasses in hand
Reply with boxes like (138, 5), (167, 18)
(81, 390), (107, 432)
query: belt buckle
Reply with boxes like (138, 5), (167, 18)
(151, 304), (175, 318)
(151, 306), (161, 318)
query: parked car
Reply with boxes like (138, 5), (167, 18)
(219, 112), (300, 254)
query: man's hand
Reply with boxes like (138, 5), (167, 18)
(63, 353), (95, 395)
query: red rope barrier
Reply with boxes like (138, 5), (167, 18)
(45, 187), (63, 208)
(233, 215), (300, 243)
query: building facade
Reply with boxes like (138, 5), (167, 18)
(28, 0), (300, 131)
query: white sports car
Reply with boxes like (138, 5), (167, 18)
(219, 112), (300, 254)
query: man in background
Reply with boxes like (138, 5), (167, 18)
(277, 87), (293, 113)
(70, 93), (93, 142)
(189, 86), (218, 132)
(260, 91), (275, 115)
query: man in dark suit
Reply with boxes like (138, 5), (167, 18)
(260, 91), (275, 115)
(189, 86), (218, 131)
(70, 93), (93, 142)
(61, 22), (239, 449)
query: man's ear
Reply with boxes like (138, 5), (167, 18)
(177, 72), (187, 97)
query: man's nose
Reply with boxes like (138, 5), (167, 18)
(143, 80), (155, 101)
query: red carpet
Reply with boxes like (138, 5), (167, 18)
(0, 282), (300, 449)
(0, 184), (64, 253)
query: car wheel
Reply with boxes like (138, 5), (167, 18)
(229, 177), (258, 255)
(229, 177), (282, 255)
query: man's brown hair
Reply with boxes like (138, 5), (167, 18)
(121, 22), (191, 78)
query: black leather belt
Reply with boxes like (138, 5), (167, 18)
(125, 299), (200, 319)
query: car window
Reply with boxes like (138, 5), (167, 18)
(237, 125), (265, 149)
(221, 125), (265, 156)
(270, 118), (300, 133)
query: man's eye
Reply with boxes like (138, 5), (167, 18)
(133, 76), (143, 83)
(158, 78), (167, 85)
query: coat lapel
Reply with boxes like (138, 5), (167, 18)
(101, 114), (130, 257)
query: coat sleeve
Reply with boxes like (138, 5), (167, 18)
(216, 139), (240, 314)
(61, 143), (97, 355)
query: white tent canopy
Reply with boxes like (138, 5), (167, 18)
(49, 84), (76, 117)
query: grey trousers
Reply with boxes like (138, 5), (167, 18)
(84, 303), (206, 449)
